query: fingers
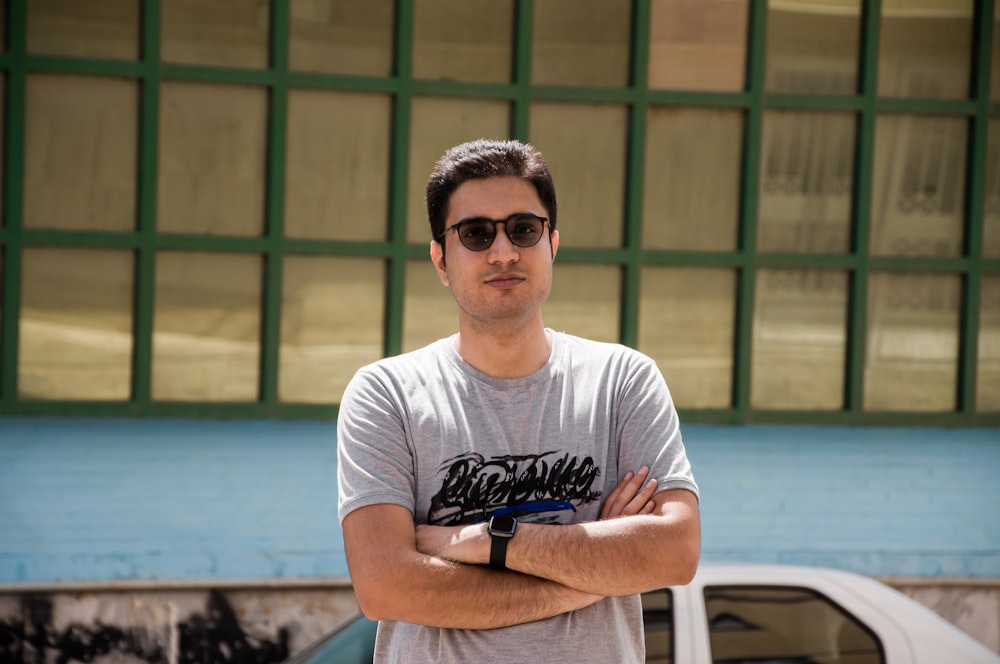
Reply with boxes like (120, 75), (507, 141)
(600, 466), (658, 519)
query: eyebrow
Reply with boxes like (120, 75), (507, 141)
(456, 212), (544, 224)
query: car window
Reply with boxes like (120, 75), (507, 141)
(703, 585), (885, 664)
(641, 588), (674, 663)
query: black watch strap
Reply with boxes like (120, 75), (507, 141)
(489, 535), (511, 570)
(488, 515), (517, 570)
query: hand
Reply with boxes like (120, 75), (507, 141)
(600, 466), (658, 520)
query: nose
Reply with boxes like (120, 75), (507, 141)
(487, 222), (519, 263)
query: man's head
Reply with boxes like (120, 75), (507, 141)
(426, 139), (558, 245)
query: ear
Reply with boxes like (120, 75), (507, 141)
(430, 240), (450, 286)
(549, 229), (559, 261)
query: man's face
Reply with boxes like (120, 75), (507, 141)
(431, 176), (559, 328)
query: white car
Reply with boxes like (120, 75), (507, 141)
(285, 563), (999, 663)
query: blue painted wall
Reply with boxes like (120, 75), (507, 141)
(0, 417), (997, 584)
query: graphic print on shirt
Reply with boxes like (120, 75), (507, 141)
(427, 450), (603, 525)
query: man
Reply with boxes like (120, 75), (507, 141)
(337, 139), (700, 663)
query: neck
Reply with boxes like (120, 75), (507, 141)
(453, 318), (552, 379)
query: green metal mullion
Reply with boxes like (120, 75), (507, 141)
(383, 0), (414, 358)
(0, 0), (26, 406)
(956, 0), (995, 414)
(258, 0), (291, 406)
(845, 0), (881, 414)
(619, 0), (652, 349)
(20, 55), (146, 77)
(511, 0), (533, 139)
(132, 0), (161, 404)
(732, 1), (768, 419)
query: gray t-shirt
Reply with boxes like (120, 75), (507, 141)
(337, 330), (698, 664)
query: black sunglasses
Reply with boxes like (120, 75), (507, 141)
(437, 213), (549, 251)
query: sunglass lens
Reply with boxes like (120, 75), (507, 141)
(507, 215), (544, 247)
(458, 221), (496, 250)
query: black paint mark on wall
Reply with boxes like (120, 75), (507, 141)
(0, 590), (289, 664)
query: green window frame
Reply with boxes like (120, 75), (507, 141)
(0, 0), (997, 426)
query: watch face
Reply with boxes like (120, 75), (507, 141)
(489, 514), (517, 536)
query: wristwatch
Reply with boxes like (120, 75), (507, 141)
(487, 514), (518, 570)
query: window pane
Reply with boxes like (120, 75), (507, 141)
(878, 0), (974, 99)
(27, 0), (139, 60)
(289, 0), (394, 76)
(530, 102), (628, 249)
(158, 82), (267, 236)
(641, 588), (674, 664)
(985, 118), (1000, 258)
(758, 111), (854, 254)
(413, 0), (513, 83)
(24, 74), (137, 232)
(285, 90), (391, 241)
(639, 267), (736, 409)
(19, 248), (133, 401)
(979, 273), (1000, 412)
(531, 0), (631, 87)
(648, 0), (748, 92)
(870, 115), (967, 257)
(765, 0), (860, 95)
(152, 252), (261, 402)
(406, 97), (510, 243)
(161, 0), (269, 68)
(752, 269), (848, 410)
(280, 256), (384, 404)
(403, 259), (456, 352)
(704, 586), (884, 663)
(546, 264), (620, 343)
(865, 272), (960, 412)
(644, 107), (742, 251)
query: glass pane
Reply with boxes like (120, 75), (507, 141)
(644, 107), (742, 251)
(285, 90), (391, 241)
(152, 252), (261, 402)
(530, 102), (628, 248)
(639, 267), (736, 409)
(758, 111), (855, 254)
(870, 115), (967, 257)
(985, 118), (1000, 258)
(280, 256), (384, 404)
(752, 269), (848, 410)
(158, 82), (267, 236)
(648, 0), (748, 92)
(979, 273), (1000, 412)
(289, 0), (394, 76)
(27, 0), (139, 60)
(704, 586), (883, 663)
(161, 0), (269, 68)
(531, 0), (631, 87)
(19, 248), (133, 401)
(545, 264), (620, 343)
(864, 272), (960, 412)
(413, 0), (513, 83)
(406, 97), (511, 243)
(878, 0), (974, 99)
(403, 259), (456, 352)
(765, 0), (860, 95)
(24, 74), (137, 232)
(641, 588), (674, 664)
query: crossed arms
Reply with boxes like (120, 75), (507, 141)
(341, 467), (701, 630)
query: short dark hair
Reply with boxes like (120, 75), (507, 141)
(425, 139), (557, 244)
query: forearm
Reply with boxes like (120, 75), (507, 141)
(354, 547), (602, 629)
(419, 489), (700, 597)
(343, 504), (602, 630)
(508, 511), (699, 596)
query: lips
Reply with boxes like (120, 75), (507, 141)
(485, 273), (525, 288)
